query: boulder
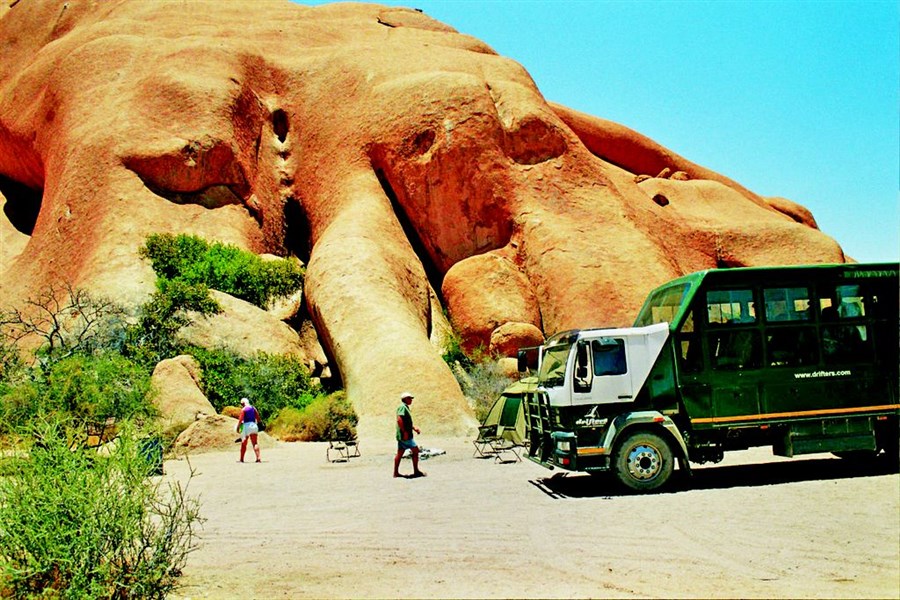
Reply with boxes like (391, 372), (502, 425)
(489, 322), (545, 359)
(443, 253), (542, 354)
(173, 414), (277, 454)
(178, 290), (306, 360)
(151, 355), (216, 428)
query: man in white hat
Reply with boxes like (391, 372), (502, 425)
(394, 392), (425, 478)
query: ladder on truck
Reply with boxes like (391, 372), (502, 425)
(523, 390), (553, 464)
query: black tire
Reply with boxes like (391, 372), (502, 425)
(613, 430), (674, 493)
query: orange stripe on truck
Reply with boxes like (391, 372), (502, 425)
(691, 404), (900, 425)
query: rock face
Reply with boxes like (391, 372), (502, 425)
(150, 354), (217, 428)
(178, 290), (307, 360)
(0, 0), (846, 439)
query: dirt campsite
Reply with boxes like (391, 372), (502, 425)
(166, 437), (899, 599)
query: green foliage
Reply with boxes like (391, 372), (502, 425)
(267, 392), (358, 442)
(187, 346), (317, 418)
(139, 233), (303, 308)
(0, 418), (201, 598)
(458, 360), (516, 423)
(0, 352), (156, 436)
(440, 326), (513, 421)
(440, 328), (474, 370)
(124, 279), (220, 369)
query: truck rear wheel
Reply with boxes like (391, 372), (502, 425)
(613, 430), (674, 493)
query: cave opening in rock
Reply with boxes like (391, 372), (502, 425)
(0, 175), (42, 236)
(272, 109), (289, 143)
(283, 195), (311, 264)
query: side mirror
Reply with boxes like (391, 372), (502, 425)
(517, 349), (528, 373)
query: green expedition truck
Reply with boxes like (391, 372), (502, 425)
(520, 263), (899, 492)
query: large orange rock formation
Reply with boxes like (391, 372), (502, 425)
(0, 0), (846, 438)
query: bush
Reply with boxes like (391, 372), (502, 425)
(440, 327), (513, 421)
(124, 279), (220, 370)
(0, 282), (129, 373)
(266, 392), (358, 442)
(0, 353), (156, 436)
(0, 418), (202, 598)
(188, 347), (317, 418)
(440, 328), (474, 370)
(139, 233), (303, 309)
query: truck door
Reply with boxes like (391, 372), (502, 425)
(704, 289), (763, 421)
(572, 338), (633, 404)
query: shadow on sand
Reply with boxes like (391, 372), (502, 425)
(529, 455), (899, 499)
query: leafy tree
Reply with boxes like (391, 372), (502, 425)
(124, 279), (220, 369)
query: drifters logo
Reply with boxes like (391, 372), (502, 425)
(794, 370), (852, 379)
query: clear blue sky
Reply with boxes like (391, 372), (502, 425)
(296, 1), (899, 264)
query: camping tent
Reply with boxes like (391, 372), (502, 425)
(479, 377), (537, 448)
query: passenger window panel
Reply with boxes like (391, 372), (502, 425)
(707, 289), (756, 325)
(710, 329), (761, 370)
(764, 287), (811, 322)
(766, 327), (817, 367)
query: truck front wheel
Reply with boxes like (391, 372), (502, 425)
(613, 430), (674, 493)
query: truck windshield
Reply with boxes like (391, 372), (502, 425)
(634, 282), (690, 327)
(538, 343), (571, 387)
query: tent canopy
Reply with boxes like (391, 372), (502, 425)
(480, 377), (537, 446)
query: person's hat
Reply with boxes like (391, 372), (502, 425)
(400, 391), (414, 400)
(240, 397), (250, 406)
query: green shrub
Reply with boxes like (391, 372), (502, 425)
(0, 353), (156, 435)
(0, 418), (202, 598)
(123, 278), (220, 370)
(139, 233), (303, 308)
(267, 392), (358, 441)
(440, 327), (512, 421)
(188, 347), (317, 418)
(440, 328), (475, 370)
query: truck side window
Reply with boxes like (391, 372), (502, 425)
(820, 284), (865, 321)
(574, 341), (592, 392)
(766, 327), (817, 366)
(764, 287), (811, 322)
(823, 324), (872, 364)
(677, 310), (702, 373)
(710, 330), (761, 370)
(707, 289), (756, 325)
(592, 339), (626, 376)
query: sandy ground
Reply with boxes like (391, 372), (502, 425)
(165, 437), (900, 600)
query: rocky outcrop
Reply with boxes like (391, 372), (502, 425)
(151, 355), (217, 428)
(178, 290), (307, 360)
(173, 414), (277, 455)
(0, 0), (846, 439)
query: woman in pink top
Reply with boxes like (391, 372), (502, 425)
(237, 397), (261, 463)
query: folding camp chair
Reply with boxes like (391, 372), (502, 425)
(327, 438), (360, 462)
(487, 425), (523, 463)
(473, 424), (501, 458)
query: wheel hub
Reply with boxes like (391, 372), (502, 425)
(626, 444), (661, 480)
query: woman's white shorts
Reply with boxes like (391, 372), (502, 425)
(241, 421), (259, 440)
